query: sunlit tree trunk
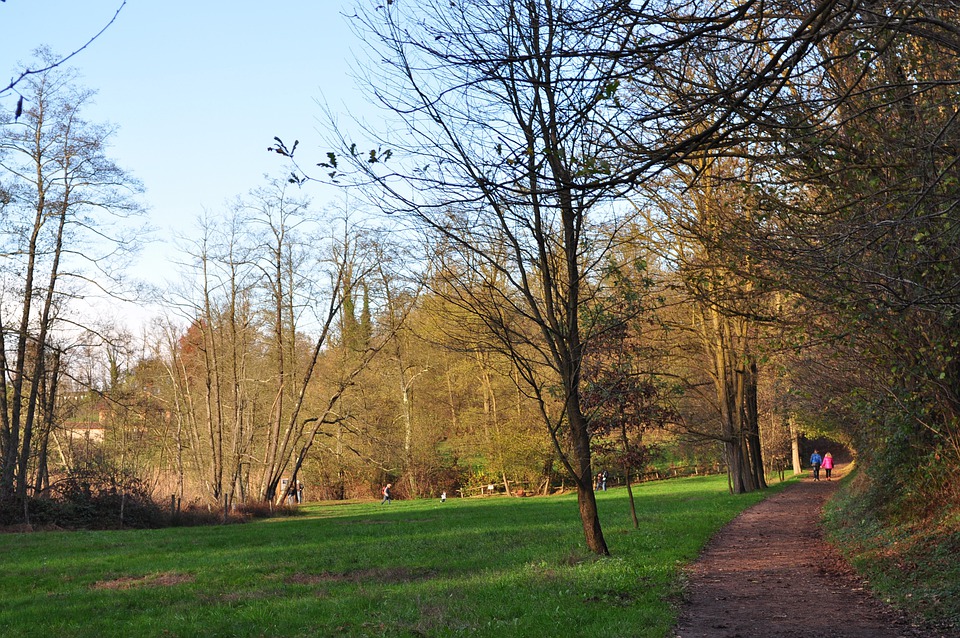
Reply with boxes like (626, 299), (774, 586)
(790, 416), (802, 475)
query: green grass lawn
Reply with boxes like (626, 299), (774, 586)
(0, 475), (789, 638)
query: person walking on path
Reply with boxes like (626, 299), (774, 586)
(381, 483), (392, 505)
(822, 452), (834, 480)
(810, 449), (823, 481)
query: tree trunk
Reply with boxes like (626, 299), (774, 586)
(32, 350), (60, 495)
(741, 359), (766, 490)
(569, 406), (609, 555)
(790, 416), (802, 474)
(620, 423), (640, 529)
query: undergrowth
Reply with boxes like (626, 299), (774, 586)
(823, 466), (960, 631)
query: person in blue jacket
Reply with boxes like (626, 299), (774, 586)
(809, 450), (823, 481)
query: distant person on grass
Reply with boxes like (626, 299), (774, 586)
(381, 483), (392, 504)
(287, 482), (297, 505)
(822, 452), (834, 480)
(810, 450), (823, 481)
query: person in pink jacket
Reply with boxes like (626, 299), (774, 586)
(822, 452), (834, 480)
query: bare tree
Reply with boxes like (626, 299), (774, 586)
(164, 207), (262, 505)
(160, 187), (404, 506)
(0, 55), (145, 506)
(244, 180), (314, 503)
(311, 0), (687, 555)
(273, 216), (408, 505)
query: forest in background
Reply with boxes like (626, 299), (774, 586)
(1, 0), (958, 559)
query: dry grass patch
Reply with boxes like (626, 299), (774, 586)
(92, 571), (195, 590)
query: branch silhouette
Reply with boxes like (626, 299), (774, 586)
(2, 1), (126, 105)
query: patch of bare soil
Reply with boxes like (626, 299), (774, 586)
(672, 466), (952, 638)
(92, 571), (195, 590)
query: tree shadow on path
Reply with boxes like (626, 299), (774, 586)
(672, 466), (949, 638)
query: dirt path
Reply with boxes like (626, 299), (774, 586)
(672, 467), (944, 638)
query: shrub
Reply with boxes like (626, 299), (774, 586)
(37, 466), (167, 529)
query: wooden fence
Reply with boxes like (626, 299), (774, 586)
(457, 464), (726, 498)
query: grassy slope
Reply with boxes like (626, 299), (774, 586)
(0, 475), (790, 638)
(823, 467), (960, 630)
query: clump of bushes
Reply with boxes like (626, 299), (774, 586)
(6, 460), (172, 530)
(0, 460), (300, 531)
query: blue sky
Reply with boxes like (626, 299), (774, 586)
(2, 1), (372, 312)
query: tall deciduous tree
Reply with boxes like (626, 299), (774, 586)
(642, 156), (772, 493)
(0, 53), (144, 506)
(163, 189), (402, 506)
(328, 0), (673, 554)
(280, 220), (406, 504)
(165, 208), (260, 505)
